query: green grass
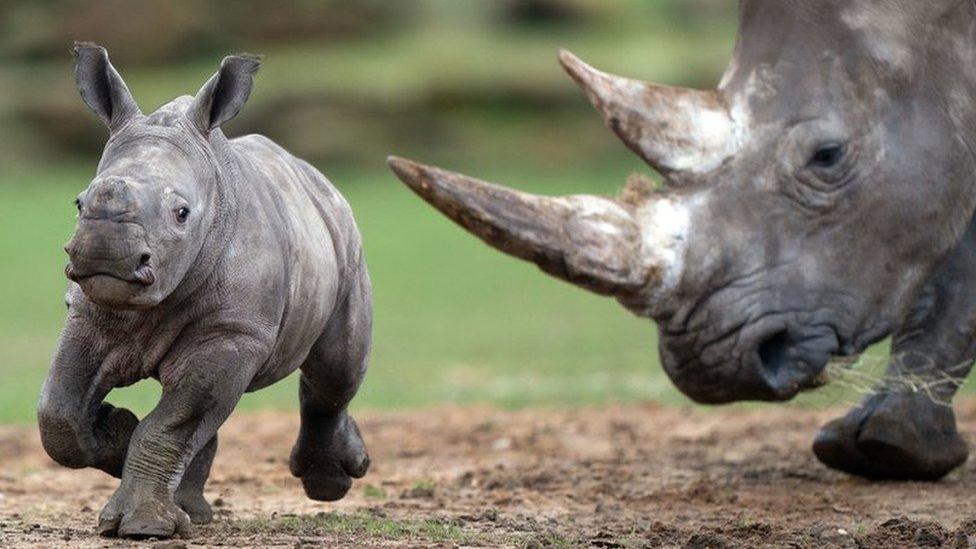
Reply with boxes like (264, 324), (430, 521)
(225, 511), (491, 545)
(0, 161), (679, 423)
(361, 484), (387, 500)
(3, 162), (970, 425)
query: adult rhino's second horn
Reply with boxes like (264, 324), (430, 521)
(387, 157), (690, 310)
(558, 50), (738, 178)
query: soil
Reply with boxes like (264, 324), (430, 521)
(2, 401), (976, 548)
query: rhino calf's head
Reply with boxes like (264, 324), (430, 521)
(390, 1), (976, 403)
(64, 43), (259, 309)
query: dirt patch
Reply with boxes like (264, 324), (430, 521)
(3, 401), (976, 547)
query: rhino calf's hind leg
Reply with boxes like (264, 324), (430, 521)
(290, 275), (371, 501)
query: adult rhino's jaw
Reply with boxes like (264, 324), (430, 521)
(660, 317), (842, 404)
(386, 157), (691, 316)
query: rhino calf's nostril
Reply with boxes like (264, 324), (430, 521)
(139, 254), (151, 265)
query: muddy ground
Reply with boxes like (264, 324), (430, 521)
(2, 401), (976, 548)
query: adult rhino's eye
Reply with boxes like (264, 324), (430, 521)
(808, 142), (846, 169)
(176, 206), (190, 223)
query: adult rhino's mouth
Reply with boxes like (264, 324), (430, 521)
(753, 325), (841, 399)
(662, 317), (844, 404)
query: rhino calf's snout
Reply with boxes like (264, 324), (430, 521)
(64, 219), (157, 308)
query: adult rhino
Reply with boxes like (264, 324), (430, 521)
(389, 0), (976, 481)
(37, 44), (372, 538)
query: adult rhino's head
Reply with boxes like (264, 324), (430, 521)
(389, 1), (976, 403)
(64, 43), (259, 309)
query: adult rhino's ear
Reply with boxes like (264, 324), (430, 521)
(188, 55), (261, 134)
(73, 42), (141, 130)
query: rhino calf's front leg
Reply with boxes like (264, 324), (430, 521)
(38, 327), (225, 525)
(97, 335), (264, 538)
(174, 435), (218, 525)
(37, 330), (139, 478)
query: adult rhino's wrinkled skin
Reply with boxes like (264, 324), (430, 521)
(38, 43), (372, 538)
(389, 0), (976, 481)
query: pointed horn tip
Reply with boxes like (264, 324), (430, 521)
(557, 49), (584, 76)
(557, 50), (614, 97)
(557, 48), (578, 67)
(387, 156), (431, 191)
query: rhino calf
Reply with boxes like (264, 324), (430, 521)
(37, 43), (371, 538)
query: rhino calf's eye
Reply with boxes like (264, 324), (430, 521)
(176, 206), (190, 223)
(808, 143), (846, 169)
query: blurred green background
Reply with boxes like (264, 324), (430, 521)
(0, 0), (902, 424)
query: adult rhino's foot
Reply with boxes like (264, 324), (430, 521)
(813, 392), (968, 480)
(98, 485), (192, 539)
(290, 412), (370, 501)
(174, 491), (212, 525)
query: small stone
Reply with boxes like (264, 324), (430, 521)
(491, 438), (513, 451)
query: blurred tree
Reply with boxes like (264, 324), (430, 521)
(0, 0), (735, 173)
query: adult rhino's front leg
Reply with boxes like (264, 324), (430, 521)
(814, 227), (976, 480)
(97, 332), (266, 539)
(814, 353), (971, 480)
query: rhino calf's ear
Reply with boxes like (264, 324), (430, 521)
(72, 42), (141, 130)
(189, 55), (261, 134)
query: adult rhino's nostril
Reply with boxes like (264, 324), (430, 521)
(139, 254), (151, 265)
(758, 330), (791, 378)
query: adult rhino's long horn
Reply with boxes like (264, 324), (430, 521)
(388, 157), (689, 307)
(559, 50), (737, 177)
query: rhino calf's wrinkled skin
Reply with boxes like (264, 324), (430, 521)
(37, 43), (372, 538)
(390, 0), (976, 481)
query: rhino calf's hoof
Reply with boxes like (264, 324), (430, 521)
(174, 492), (213, 525)
(290, 414), (370, 501)
(813, 392), (969, 480)
(98, 490), (193, 539)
